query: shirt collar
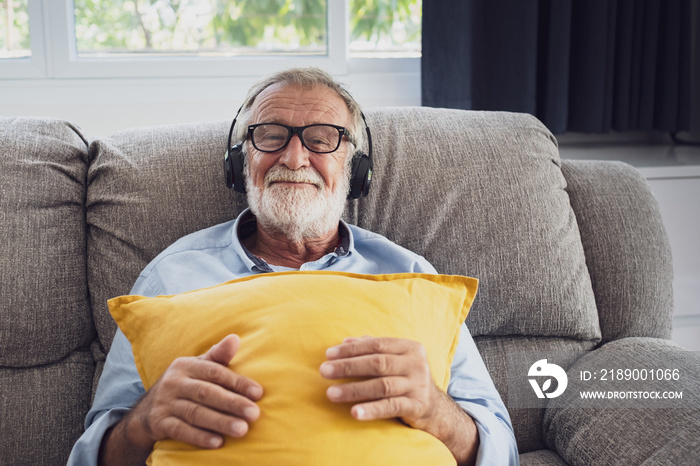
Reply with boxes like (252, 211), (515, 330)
(231, 208), (353, 273)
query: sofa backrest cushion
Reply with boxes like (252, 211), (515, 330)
(87, 109), (600, 348)
(0, 117), (94, 367)
(0, 117), (96, 465)
(350, 108), (600, 342)
(86, 121), (246, 355)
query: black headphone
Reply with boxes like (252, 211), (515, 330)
(224, 107), (373, 199)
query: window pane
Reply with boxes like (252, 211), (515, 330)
(350, 0), (421, 57)
(73, 0), (327, 57)
(0, 0), (30, 59)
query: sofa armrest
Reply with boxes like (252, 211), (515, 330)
(543, 337), (700, 465)
(561, 160), (673, 344)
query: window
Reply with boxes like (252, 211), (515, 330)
(1, 0), (30, 58)
(1, 0), (46, 78)
(0, 0), (421, 79)
(74, 1), (329, 57)
(350, 0), (421, 57)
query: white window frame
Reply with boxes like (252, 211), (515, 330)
(3, 0), (352, 79)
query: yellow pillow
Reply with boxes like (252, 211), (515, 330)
(109, 271), (478, 466)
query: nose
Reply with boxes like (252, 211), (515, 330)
(278, 133), (311, 170)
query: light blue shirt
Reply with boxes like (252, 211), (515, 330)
(68, 209), (518, 465)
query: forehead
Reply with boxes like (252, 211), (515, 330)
(250, 82), (351, 126)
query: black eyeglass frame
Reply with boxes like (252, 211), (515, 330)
(247, 123), (351, 154)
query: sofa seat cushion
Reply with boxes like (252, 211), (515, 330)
(475, 335), (596, 453)
(519, 449), (569, 465)
(0, 351), (94, 465)
(544, 338), (700, 465)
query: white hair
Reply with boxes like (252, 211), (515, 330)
(233, 67), (366, 156)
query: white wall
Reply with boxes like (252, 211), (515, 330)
(643, 171), (700, 352)
(0, 63), (421, 137)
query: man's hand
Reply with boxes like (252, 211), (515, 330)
(320, 336), (479, 466)
(319, 337), (437, 426)
(99, 334), (263, 466)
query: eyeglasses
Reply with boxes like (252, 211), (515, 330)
(248, 123), (349, 154)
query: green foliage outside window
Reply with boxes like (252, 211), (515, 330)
(72, 0), (421, 56)
(352, 0), (420, 45)
(1, 0), (30, 58)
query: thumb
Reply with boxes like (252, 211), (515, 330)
(200, 334), (241, 366)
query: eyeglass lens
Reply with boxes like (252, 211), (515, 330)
(251, 124), (342, 153)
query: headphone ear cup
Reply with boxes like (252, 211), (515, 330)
(224, 150), (235, 189)
(225, 145), (246, 193)
(348, 151), (371, 199)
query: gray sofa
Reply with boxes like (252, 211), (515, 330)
(1, 108), (698, 465)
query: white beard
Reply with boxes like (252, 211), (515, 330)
(245, 163), (350, 243)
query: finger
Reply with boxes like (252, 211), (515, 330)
(320, 353), (418, 379)
(178, 375), (261, 421)
(156, 415), (227, 449)
(326, 337), (419, 360)
(350, 396), (414, 422)
(199, 334), (241, 366)
(326, 376), (410, 403)
(170, 398), (251, 438)
(184, 358), (263, 401)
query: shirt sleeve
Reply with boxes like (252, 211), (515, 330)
(447, 324), (519, 466)
(66, 329), (144, 465)
(67, 270), (161, 466)
(410, 252), (518, 463)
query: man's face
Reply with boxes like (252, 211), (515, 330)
(244, 82), (353, 242)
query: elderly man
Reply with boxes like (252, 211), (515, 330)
(68, 68), (517, 466)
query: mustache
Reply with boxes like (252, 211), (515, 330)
(264, 166), (324, 188)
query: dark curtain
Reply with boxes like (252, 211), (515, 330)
(421, 0), (692, 134)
